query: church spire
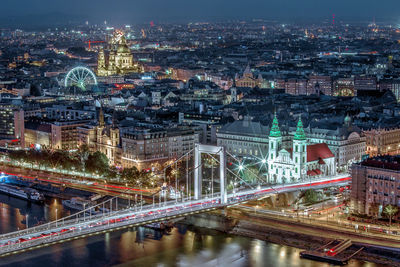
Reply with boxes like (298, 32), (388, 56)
(294, 117), (306, 140)
(112, 109), (117, 129)
(99, 106), (105, 127)
(269, 113), (281, 137)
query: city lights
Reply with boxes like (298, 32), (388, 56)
(0, 5), (397, 266)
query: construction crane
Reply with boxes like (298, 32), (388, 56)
(84, 40), (105, 50)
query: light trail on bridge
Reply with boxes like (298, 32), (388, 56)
(0, 174), (350, 257)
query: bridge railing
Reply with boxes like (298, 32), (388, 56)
(0, 173), (350, 242)
(0, 199), (223, 254)
(0, 173), (351, 252)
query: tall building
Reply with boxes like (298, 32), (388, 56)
(0, 103), (24, 147)
(352, 156), (400, 219)
(50, 120), (91, 150)
(97, 33), (143, 77)
(285, 78), (307, 95)
(379, 79), (400, 102)
(178, 112), (222, 144)
(24, 123), (51, 149)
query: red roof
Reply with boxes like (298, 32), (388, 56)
(307, 170), (317, 176)
(307, 143), (334, 162)
(287, 143), (334, 163)
(307, 169), (322, 176)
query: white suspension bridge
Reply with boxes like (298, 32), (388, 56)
(0, 144), (350, 257)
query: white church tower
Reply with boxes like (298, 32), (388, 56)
(268, 113), (282, 183)
(292, 118), (307, 180)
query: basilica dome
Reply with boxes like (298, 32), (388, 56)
(117, 43), (130, 53)
(117, 36), (130, 53)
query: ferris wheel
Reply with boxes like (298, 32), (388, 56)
(64, 66), (98, 91)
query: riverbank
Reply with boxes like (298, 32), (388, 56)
(181, 211), (400, 266)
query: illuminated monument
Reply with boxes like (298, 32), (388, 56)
(97, 31), (143, 76)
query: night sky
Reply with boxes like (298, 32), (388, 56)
(0, 0), (399, 25)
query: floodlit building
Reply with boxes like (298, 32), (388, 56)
(267, 115), (336, 183)
(364, 127), (400, 157)
(77, 108), (121, 166)
(97, 32), (143, 76)
(235, 65), (263, 88)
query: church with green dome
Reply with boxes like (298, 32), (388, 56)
(267, 115), (336, 184)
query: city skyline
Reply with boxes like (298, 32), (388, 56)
(0, 0), (400, 27)
(0, 1), (399, 265)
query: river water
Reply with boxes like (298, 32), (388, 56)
(0, 194), (377, 267)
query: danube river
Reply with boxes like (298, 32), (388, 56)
(0, 194), (377, 267)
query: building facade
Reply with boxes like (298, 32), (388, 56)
(216, 117), (269, 157)
(77, 109), (121, 166)
(0, 103), (25, 147)
(290, 117), (366, 169)
(121, 127), (198, 170)
(235, 65), (263, 88)
(364, 127), (400, 157)
(352, 156), (400, 219)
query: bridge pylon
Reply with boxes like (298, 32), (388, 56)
(194, 144), (227, 204)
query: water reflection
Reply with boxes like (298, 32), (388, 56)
(0, 195), (378, 267)
(0, 194), (70, 233)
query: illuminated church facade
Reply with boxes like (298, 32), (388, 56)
(97, 32), (143, 77)
(267, 115), (336, 184)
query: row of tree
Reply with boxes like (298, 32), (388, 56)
(8, 146), (156, 187)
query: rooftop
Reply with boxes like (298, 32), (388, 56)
(360, 156), (400, 171)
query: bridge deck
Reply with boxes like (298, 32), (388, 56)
(0, 174), (350, 257)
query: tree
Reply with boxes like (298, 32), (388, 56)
(383, 204), (398, 228)
(303, 189), (319, 204)
(240, 165), (260, 184)
(369, 203), (380, 218)
(106, 166), (119, 180)
(85, 151), (109, 174)
(76, 145), (90, 168)
(121, 167), (140, 183)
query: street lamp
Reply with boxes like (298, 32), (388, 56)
(255, 205), (259, 214)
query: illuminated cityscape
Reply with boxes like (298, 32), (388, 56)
(0, 1), (399, 266)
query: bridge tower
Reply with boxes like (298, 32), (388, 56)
(194, 144), (227, 204)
